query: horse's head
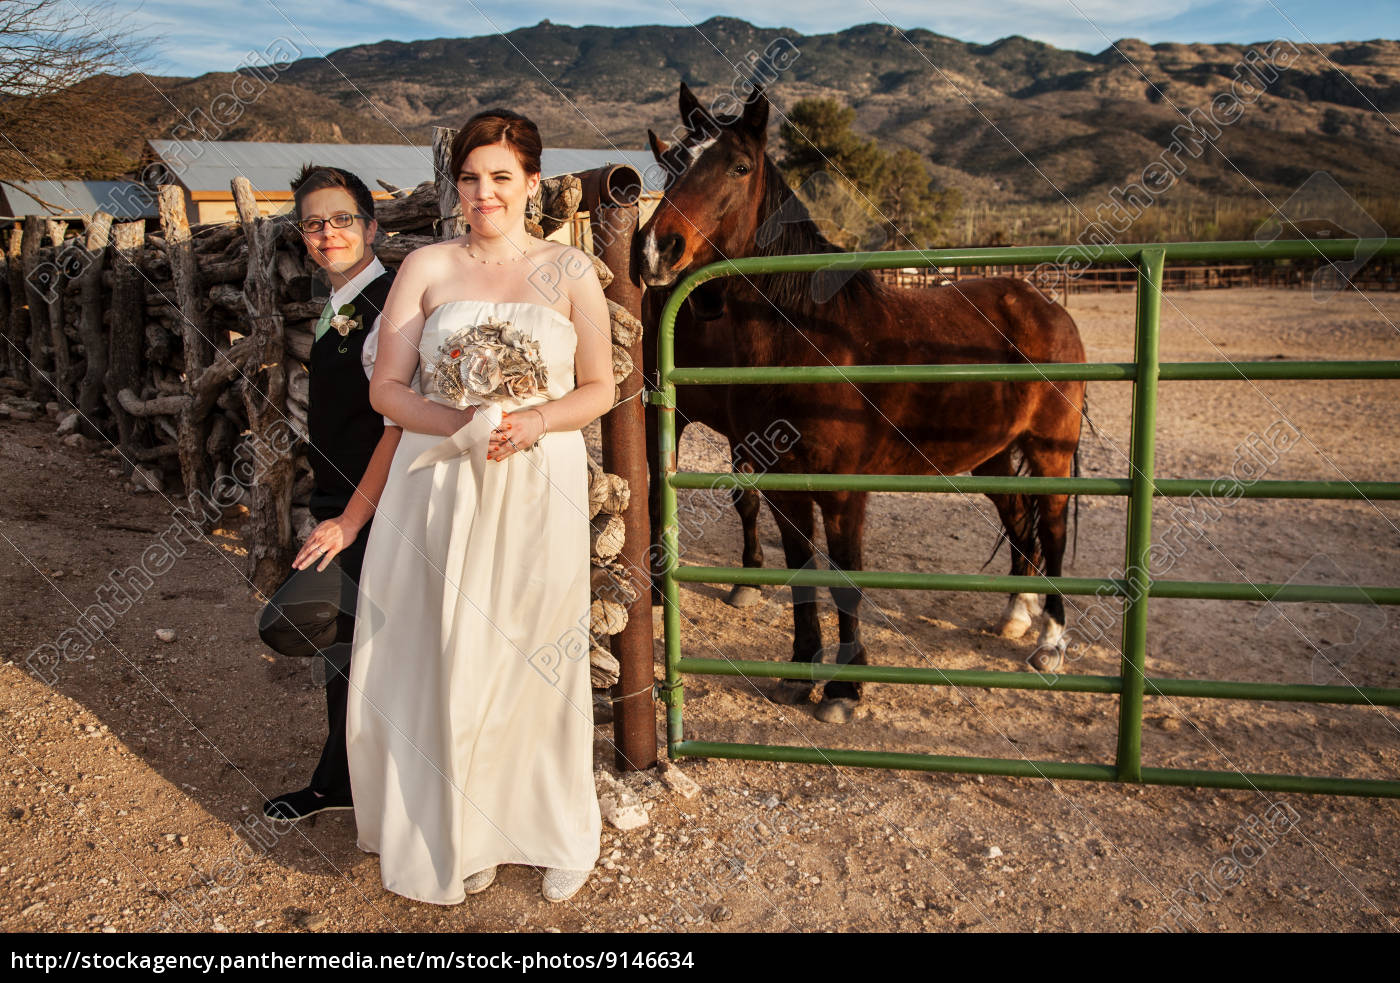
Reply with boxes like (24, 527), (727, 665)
(638, 82), (771, 289)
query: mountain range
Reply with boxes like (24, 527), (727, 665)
(56, 17), (1400, 212)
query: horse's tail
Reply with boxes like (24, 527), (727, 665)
(1071, 431), (1081, 567)
(1071, 391), (1095, 567)
(979, 447), (1038, 572)
(979, 517), (1009, 571)
(1079, 387), (1109, 443)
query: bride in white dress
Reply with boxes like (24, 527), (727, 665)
(345, 110), (611, 906)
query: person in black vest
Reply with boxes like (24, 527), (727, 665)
(257, 164), (401, 822)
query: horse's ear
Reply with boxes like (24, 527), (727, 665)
(740, 88), (769, 139)
(647, 129), (669, 163)
(679, 81), (711, 133)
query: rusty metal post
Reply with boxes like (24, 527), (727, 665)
(576, 164), (658, 772)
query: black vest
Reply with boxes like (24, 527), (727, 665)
(307, 269), (396, 518)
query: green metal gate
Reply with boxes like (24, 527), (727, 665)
(655, 239), (1400, 799)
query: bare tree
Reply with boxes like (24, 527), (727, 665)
(0, 0), (156, 187)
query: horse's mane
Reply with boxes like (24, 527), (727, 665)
(746, 153), (884, 315)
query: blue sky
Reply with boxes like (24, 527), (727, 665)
(100, 1), (1399, 77)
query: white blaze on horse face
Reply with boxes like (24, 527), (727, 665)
(643, 228), (660, 276)
(684, 134), (719, 171)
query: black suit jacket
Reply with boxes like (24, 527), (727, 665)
(306, 268), (396, 519)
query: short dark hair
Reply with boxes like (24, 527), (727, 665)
(290, 164), (376, 223)
(448, 109), (543, 184)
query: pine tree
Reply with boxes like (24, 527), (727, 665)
(777, 98), (961, 248)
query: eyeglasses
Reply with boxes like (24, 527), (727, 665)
(296, 212), (369, 234)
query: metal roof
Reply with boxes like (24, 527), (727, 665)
(145, 141), (665, 195)
(146, 140), (431, 195)
(1, 181), (158, 220)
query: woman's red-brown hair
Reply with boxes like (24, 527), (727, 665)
(448, 108), (543, 182)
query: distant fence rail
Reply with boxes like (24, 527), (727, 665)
(877, 254), (1400, 301)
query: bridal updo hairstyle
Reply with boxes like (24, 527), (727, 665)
(448, 109), (543, 182)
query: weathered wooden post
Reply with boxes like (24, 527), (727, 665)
(43, 219), (70, 401)
(5, 226), (27, 383)
(0, 243), (8, 379)
(105, 221), (147, 457)
(432, 126), (465, 240)
(159, 185), (214, 498)
(232, 176), (293, 592)
(578, 165), (658, 773)
(77, 212), (113, 434)
(20, 215), (49, 394)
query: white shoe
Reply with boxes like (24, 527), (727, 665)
(464, 866), (498, 895)
(541, 867), (591, 903)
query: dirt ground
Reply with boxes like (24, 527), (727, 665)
(1, 286), (1397, 934)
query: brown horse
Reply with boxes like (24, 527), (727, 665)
(641, 283), (766, 608)
(639, 85), (1088, 723)
(639, 108), (770, 608)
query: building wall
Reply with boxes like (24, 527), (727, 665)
(193, 198), (295, 225)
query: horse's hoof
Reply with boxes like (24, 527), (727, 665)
(1028, 646), (1064, 673)
(725, 585), (763, 608)
(814, 697), (856, 724)
(994, 594), (1042, 639)
(994, 615), (1034, 640)
(769, 678), (816, 705)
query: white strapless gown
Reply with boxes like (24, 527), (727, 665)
(346, 299), (601, 905)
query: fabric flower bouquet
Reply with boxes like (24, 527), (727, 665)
(431, 317), (549, 408)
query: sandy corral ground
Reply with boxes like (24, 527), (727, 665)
(0, 287), (1397, 933)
